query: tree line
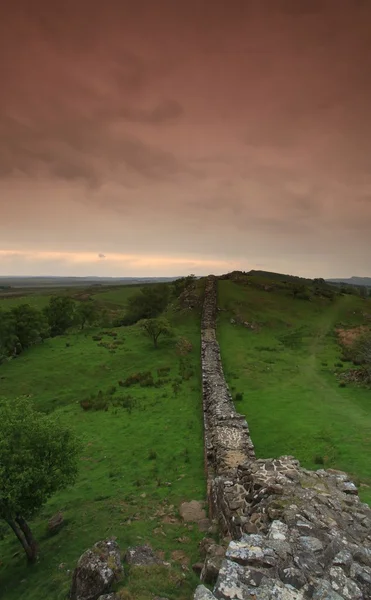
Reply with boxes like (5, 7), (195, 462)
(0, 296), (97, 363)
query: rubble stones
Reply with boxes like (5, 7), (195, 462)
(70, 539), (122, 600)
(124, 544), (164, 566)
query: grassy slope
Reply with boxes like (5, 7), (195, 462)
(0, 303), (205, 599)
(217, 279), (371, 505)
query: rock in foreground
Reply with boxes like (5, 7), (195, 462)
(70, 539), (122, 600)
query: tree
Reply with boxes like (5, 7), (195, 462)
(124, 284), (170, 324)
(11, 304), (49, 351)
(0, 310), (17, 362)
(44, 296), (76, 336)
(139, 317), (173, 348)
(0, 398), (80, 562)
(76, 301), (97, 330)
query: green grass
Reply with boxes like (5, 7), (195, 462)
(0, 306), (206, 600)
(91, 286), (141, 308)
(0, 292), (52, 310)
(218, 279), (371, 505)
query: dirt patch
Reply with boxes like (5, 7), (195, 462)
(171, 550), (189, 566)
(336, 326), (369, 347)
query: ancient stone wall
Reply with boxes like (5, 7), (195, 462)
(201, 275), (255, 534)
(197, 275), (371, 599)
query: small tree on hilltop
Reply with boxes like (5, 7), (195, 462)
(140, 317), (173, 348)
(0, 398), (80, 562)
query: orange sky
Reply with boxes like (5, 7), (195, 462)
(1, 0), (370, 277)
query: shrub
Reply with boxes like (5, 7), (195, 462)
(148, 449), (157, 460)
(157, 366), (171, 376)
(234, 392), (244, 402)
(122, 371), (154, 387)
(175, 337), (193, 356)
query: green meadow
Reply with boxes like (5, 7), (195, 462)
(0, 287), (206, 600)
(217, 277), (371, 505)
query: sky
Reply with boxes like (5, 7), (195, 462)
(1, 0), (371, 278)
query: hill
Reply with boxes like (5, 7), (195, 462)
(326, 276), (371, 287)
(0, 271), (371, 599)
(0, 276), (179, 289)
(216, 272), (371, 506)
(0, 280), (207, 600)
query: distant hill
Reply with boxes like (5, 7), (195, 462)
(326, 277), (371, 287)
(0, 276), (180, 289)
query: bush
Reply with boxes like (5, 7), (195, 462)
(175, 337), (193, 356)
(122, 371), (154, 387)
(234, 392), (244, 402)
(157, 366), (171, 376)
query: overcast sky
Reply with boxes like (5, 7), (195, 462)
(1, 0), (370, 277)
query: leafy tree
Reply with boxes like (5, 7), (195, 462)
(124, 284), (170, 324)
(76, 301), (97, 330)
(139, 317), (173, 348)
(0, 310), (17, 362)
(10, 304), (49, 351)
(44, 296), (76, 336)
(0, 398), (80, 562)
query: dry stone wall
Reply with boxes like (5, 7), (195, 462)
(197, 276), (371, 599)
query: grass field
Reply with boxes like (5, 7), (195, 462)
(0, 300), (206, 600)
(217, 278), (371, 505)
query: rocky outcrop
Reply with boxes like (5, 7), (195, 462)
(196, 276), (371, 599)
(124, 544), (165, 566)
(70, 539), (122, 600)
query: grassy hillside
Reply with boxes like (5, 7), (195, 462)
(217, 277), (371, 505)
(0, 295), (206, 600)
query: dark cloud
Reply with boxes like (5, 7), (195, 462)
(1, 0), (371, 277)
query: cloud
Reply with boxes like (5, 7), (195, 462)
(1, 0), (371, 278)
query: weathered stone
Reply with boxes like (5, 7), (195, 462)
(97, 595), (119, 600)
(70, 539), (122, 600)
(213, 559), (250, 599)
(125, 545), (163, 566)
(200, 544), (225, 584)
(194, 585), (217, 600)
(48, 511), (65, 535)
(350, 561), (371, 586)
(298, 536), (324, 553)
(199, 537), (215, 558)
(198, 518), (212, 532)
(226, 539), (277, 568)
(268, 520), (288, 541)
(312, 580), (344, 600)
(278, 567), (306, 589)
(179, 500), (206, 522)
(332, 550), (353, 572)
(329, 566), (362, 599)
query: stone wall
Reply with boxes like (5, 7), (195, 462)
(197, 276), (371, 599)
(201, 275), (255, 535)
